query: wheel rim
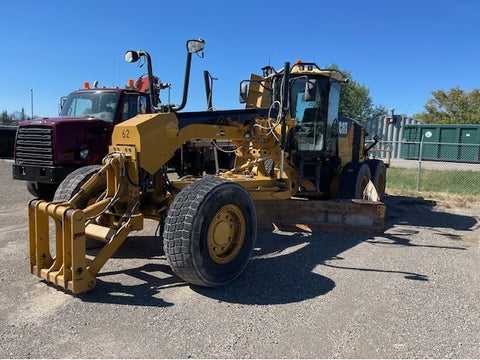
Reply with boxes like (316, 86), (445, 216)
(207, 204), (246, 264)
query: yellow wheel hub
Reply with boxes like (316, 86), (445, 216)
(207, 204), (246, 264)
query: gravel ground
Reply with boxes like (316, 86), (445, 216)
(0, 159), (479, 358)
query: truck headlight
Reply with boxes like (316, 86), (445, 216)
(79, 149), (89, 159)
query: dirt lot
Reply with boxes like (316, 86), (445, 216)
(0, 159), (479, 358)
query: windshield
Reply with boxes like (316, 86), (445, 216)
(289, 76), (329, 151)
(289, 76), (329, 121)
(59, 91), (119, 122)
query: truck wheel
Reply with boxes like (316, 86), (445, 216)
(53, 165), (105, 249)
(163, 177), (257, 287)
(27, 182), (57, 201)
(53, 165), (105, 207)
(366, 159), (386, 199)
(338, 162), (372, 199)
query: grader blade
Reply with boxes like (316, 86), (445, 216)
(254, 199), (386, 233)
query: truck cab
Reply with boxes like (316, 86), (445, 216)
(13, 83), (149, 199)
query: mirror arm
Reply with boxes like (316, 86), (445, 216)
(136, 50), (159, 112)
(172, 52), (193, 112)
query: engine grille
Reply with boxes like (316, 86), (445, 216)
(15, 126), (54, 166)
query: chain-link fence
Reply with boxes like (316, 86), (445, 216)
(369, 140), (480, 197)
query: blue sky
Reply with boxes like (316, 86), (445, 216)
(1, 0), (479, 118)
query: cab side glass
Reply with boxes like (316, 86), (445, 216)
(122, 94), (147, 121)
(326, 81), (341, 152)
(138, 96), (147, 114)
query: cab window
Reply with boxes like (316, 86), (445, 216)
(290, 77), (327, 151)
(121, 94), (147, 121)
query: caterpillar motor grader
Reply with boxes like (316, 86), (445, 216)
(28, 39), (386, 294)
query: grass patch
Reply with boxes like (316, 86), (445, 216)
(386, 167), (480, 204)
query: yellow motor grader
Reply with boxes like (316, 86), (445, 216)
(28, 39), (386, 294)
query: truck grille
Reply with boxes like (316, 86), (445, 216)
(15, 126), (54, 166)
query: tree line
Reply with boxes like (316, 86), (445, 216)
(1, 108), (29, 125)
(414, 87), (480, 124)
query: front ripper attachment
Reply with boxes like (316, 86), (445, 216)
(28, 198), (139, 294)
(29, 200), (96, 294)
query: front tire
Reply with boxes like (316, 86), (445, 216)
(163, 177), (257, 287)
(53, 165), (105, 248)
(27, 182), (57, 201)
(53, 165), (105, 207)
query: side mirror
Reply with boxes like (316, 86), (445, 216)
(304, 79), (317, 102)
(186, 38), (205, 55)
(239, 82), (249, 104)
(125, 50), (140, 63)
(59, 96), (67, 112)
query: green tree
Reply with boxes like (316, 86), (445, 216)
(325, 64), (387, 122)
(1, 110), (12, 125)
(415, 87), (480, 124)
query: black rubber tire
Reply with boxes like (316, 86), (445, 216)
(53, 165), (105, 249)
(27, 182), (57, 201)
(53, 165), (104, 207)
(163, 177), (257, 287)
(366, 159), (387, 199)
(338, 162), (372, 199)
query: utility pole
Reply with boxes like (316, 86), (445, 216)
(30, 89), (34, 119)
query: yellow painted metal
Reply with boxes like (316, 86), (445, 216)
(86, 215), (141, 277)
(245, 74), (272, 109)
(29, 200), (97, 293)
(290, 63), (346, 82)
(28, 151), (145, 294)
(337, 123), (369, 167)
(111, 112), (250, 175)
(172, 175), (292, 201)
(207, 204), (246, 264)
(111, 108), (300, 201)
(29, 198), (143, 293)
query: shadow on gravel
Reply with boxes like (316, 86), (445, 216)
(77, 194), (478, 307)
(384, 195), (478, 231)
(193, 228), (357, 305)
(381, 194), (478, 251)
(77, 235), (180, 307)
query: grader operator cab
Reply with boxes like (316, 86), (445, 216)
(28, 39), (386, 294)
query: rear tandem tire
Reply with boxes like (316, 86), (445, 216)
(338, 162), (372, 199)
(366, 159), (386, 199)
(163, 177), (257, 287)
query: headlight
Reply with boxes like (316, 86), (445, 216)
(79, 149), (89, 159)
(125, 50), (139, 63)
